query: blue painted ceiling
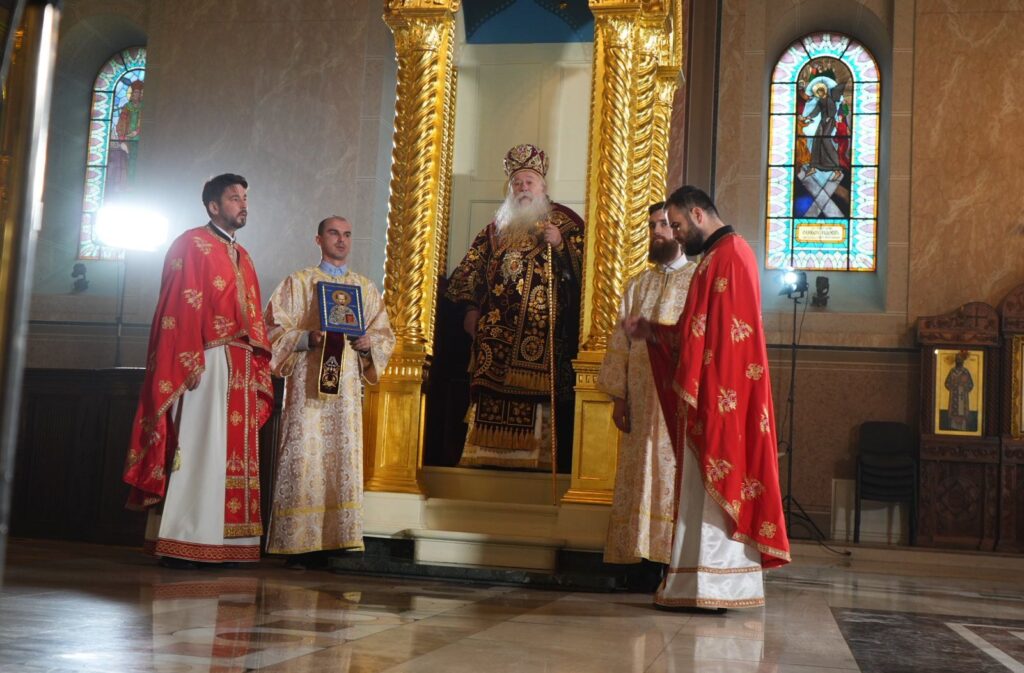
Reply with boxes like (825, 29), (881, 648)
(464, 0), (594, 44)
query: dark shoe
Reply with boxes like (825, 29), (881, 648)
(654, 603), (727, 615)
(158, 556), (200, 570)
(627, 560), (665, 592)
(284, 557), (308, 571)
(284, 552), (329, 570)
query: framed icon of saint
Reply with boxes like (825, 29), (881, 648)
(316, 282), (365, 337)
(933, 348), (984, 437)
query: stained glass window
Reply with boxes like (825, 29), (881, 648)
(765, 33), (880, 271)
(78, 46), (146, 260)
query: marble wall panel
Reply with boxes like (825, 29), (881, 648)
(30, 0), (397, 368)
(887, 176), (911, 245)
(886, 242), (911, 314)
(709, 0), (746, 215)
(676, 0), (719, 190)
(908, 3), (1024, 319)
(767, 349), (919, 510)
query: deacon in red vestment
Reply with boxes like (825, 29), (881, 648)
(626, 186), (789, 611)
(123, 173), (272, 567)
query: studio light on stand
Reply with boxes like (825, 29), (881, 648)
(95, 203), (168, 367)
(777, 268), (847, 554)
(779, 268), (807, 298)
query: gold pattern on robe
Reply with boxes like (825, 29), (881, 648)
(263, 267), (395, 554)
(183, 289), (203, 310)
(730, 316), (752, 343)
(192, 237), (212, 255)
(597, 260), (696, 564)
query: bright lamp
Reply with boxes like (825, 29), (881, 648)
(95, 203), (169, 251)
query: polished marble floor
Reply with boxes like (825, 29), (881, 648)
(2, 539), (1024, 672)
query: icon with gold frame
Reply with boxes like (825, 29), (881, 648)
(933, 348), (983, 436)
(317, 282), (365, 336)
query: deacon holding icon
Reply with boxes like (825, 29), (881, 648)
(263, 216), (395, 569)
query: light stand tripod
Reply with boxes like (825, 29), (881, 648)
(778, 271), (846, 554)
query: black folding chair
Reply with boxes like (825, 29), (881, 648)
(854, 421), (917, 545)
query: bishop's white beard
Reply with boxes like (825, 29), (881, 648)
(494, 189), (551, 244)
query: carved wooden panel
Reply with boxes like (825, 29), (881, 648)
(998, 439), (1024, 552)
(1000, 283), (1024, 333)
(916, 302), (999, 347)
(998, 282), (1024, 551)
(11, 369), (285, 548)
(916, 437), (998, 550)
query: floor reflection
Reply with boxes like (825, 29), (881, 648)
(2, 539), (1024, 672)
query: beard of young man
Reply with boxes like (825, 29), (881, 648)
(494, 185), (551, 245)
(648, 236), (681, 265)
(678, 211), (705, 257)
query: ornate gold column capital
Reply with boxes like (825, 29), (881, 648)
(589, 0), (643, 13)
(383, 2), (459, 53)
(384, 0), (461, 15)
(670, 0), (686, 72)
(651, 1), (685, 203)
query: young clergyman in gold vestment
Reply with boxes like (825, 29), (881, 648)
(599, 202), (696, 569)
(263, 216), (395, 568)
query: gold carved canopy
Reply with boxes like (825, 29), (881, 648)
(366, 0), (687, 503)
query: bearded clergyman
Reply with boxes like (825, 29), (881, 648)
(445, 144), (584, 471)
(598, 202), (696, 571)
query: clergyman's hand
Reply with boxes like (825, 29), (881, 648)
(622, 316), (652, 341)
(612, 397), (631, 434)
(185, 371), (202, 391)
(542, 222), (563, 248)
(351, 334), (372, 354)
(309, 330), (324, 348)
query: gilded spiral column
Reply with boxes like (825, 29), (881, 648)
(565, 2), (641, 505)
(625, 21), (660, 284)
(579, 10), (637, 354)
(364, 0), (459, 495)
(567, 0), (686, 506)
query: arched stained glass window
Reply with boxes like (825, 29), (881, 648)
(78, 46), (146, 260)
(765, 33), (880, 271)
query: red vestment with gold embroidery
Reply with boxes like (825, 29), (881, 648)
(123, 225), (272, 538)
(648, 232), (790, 568)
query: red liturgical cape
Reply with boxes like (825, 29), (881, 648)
(123, 225), (273, 537)
(648, 232), (790, 568)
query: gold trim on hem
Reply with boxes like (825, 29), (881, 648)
(666, 565), (762, 575)
(655, 596), (765, 609)
(224, 523), (262, 538)
(272, 502), (362, 516)
(734, 532), (792, 564)
(458, 456), (552, 469)
(268, 540), (366, 555)
(466, 425), (541, 452)
(225, 477), (260, 489)
(503, 369), (550, 392)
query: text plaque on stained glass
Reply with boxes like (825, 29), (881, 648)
(765, 32), (880, 272)
(316, 282), (366, 336)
